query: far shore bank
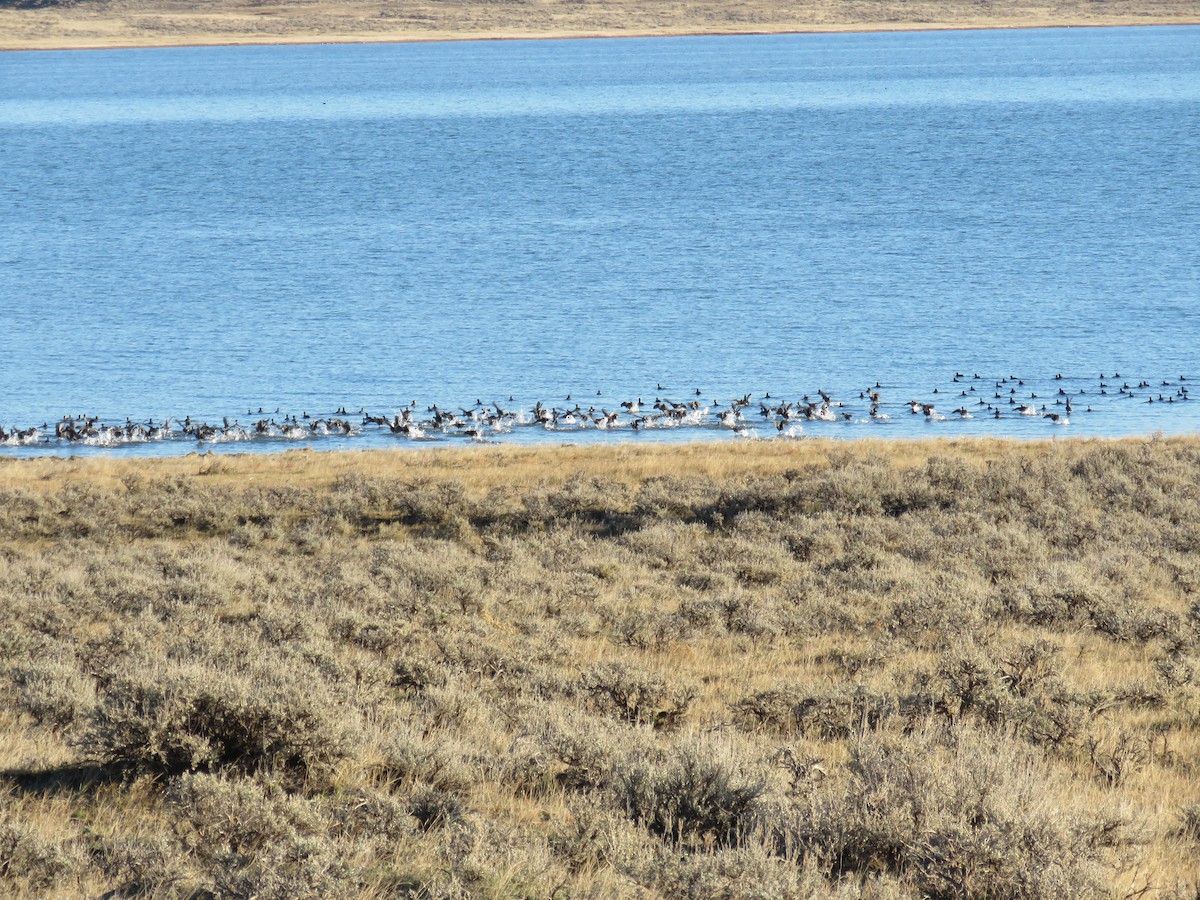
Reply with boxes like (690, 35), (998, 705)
(6, 20), (1200, 54)
(2, 0), (1198, 53)
(7, 20), (1196, 54)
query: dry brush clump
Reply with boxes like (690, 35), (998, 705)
(2, 437), (1200, 896)
(78, 651), (357, 783)
(761, 726), (1119, 899)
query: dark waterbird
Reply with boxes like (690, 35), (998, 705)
(7, 368), (1196, 450)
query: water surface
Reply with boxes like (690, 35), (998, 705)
(1, 27), (1198, 454)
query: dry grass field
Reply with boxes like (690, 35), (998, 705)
(1, 0), (1198, 51)
(3, 437), (1200, 897)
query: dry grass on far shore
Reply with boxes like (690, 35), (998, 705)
(2, 0), (1198, 52)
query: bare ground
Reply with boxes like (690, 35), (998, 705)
(1, 0), (1198, 51)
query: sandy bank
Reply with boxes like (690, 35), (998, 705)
(2, 0), (1198, 52)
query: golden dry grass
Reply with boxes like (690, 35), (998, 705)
(0, 435), (1104, 493)
(1, 0), (1198, 52)
(3, 437), (1200, 897)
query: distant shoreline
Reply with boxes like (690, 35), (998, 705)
(2, 10), (1197, 54)
(6, 20), (1197, 54)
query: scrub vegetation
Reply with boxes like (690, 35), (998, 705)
(2, 437), (1200, 897)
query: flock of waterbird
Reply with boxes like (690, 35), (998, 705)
(0, 371), (1193, 449)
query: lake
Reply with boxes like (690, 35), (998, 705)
(1, 26), (1198, 455)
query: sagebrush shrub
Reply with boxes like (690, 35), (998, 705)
(0, 813), (85, 891)
(12, 657), (97, 729)
(580, 661), (693, 730)
(410, 786), (466, 832)
(170, 773), (322, 860)
(765, 726), (1110, 899)
(734, 683), (903, 738)
(94, 836), (189, 898)
(647, 842), (911, 900)
(79, 657), (355, 781)
(615, 743), (767, 849)
(212, 836), (346, 900)
(370, 725), (473, 795)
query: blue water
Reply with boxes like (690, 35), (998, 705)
(2, 26), (1199, 455)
